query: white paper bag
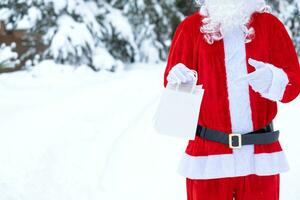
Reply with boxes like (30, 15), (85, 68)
(153, 71), (204, 140)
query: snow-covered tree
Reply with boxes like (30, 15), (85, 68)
(0, 0), (121, 71)
(40, 0), (103, 70)
(0, 0), (198, 71)
(97, 1), (137, 65)
(120, 0), (199, 62)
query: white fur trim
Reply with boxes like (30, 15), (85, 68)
(261, 64), (289, 101)
(223, 28), (261, 179)
(223, 26), (254, 134)
(177, 151), (290, 179)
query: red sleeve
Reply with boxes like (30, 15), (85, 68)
(163, 18), (196, 87)
(268, 14), (300, 103)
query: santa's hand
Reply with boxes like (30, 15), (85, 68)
(235, 58), (273, 94)
(167, 63), (196, 85)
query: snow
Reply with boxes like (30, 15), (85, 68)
(44, 0), (67, 13)
(104, 4), (137, 54)
(0, 61), (300, 200)
(139, 38), (161, 63)
(48, 15), (95, 61)
(16, 6), (42, 30)
(92, 48), (122, 71)
(105, 8), (133, 40)
(0, 43), (19, 68)
(0, 8), (13, 21)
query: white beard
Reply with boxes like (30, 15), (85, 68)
(203, 0), (265, 34)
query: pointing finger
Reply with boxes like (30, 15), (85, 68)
(248, 58), (265, 70)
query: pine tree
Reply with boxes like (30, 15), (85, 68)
(98, 1), (137, 64)
(121, 0), (198, 62)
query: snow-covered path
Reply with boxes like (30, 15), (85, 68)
(0, 61), (187, 200)
(0, 61), (299, 200)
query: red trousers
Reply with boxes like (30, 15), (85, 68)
(186, 174), (280, 200)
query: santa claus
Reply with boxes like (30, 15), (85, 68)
(164, 0), (300, 199)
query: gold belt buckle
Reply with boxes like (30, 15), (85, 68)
(229, 133), (242, 149)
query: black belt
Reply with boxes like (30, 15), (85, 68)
(196, 123), (279, 149)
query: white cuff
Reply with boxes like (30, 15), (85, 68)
(261, 64), (289, 101)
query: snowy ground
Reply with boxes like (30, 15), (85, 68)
(0, 61), (299, 200)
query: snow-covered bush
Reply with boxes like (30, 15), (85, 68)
(0, 43), (19, 70)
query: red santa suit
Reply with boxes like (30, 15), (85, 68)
(163, 10), (300, 200)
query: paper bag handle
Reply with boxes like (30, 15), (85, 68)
(175, 70), (198, 93)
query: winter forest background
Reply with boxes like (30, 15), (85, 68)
(0, 0), (299, 72)
(0, 1), (300, 200)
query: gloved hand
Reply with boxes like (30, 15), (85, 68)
(235, 58), (273, 94)
(167, 63), (196, 85)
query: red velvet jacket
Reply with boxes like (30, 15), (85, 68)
(163, 12), (300, 156)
